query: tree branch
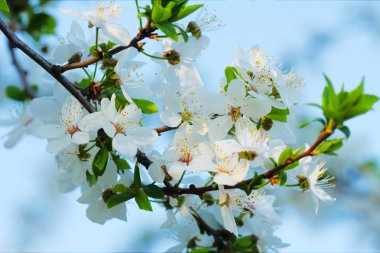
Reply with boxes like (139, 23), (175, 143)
(8, 42), (36, 98)
(60, 20), (157, 73)
(162, 123), (335, 196)
(0, 17), (96, 113)
(191, 208), (235, 251)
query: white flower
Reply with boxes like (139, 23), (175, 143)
(62, 3), (130, 46)
(163, 124), (215, 180)
(298, 159), (336, 214)
(0, 107), (39, 148)
(78, 164), (132, 224)
(213, 120), (270, 167)
(147, 150), (167, 183)
(80, 94), (158, 158)
(32, 97), (90, 153)
(160, 85), (209, 134)
(212, 156), (249, 186)
(55, 144), (98, 190)
(52, 21), (91, 64)
(157, 36), (209, 87)
(208, 80), (270, 141)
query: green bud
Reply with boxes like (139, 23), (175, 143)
(163, 50), (180, 65)
(238, 150), (258, 161)
(297, 175), (309, 191)
(102, 188), (116, 203)
(186, 21), (202, 39)
(259, 116), (273, 131)
(68, 52), (83, 64)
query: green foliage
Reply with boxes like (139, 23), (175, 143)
(107, 190), (136, 208)
(92, 146), (109, 177)
(266, 107), (290, 123)
(314, 138), (344, 155)
(299, 117), (326, 128)
(25, 12), (56, 40)
(277, 147), (302, 171)
(244, 172), (267, 194)
(135, 189), (153, 211)
(133, 98), (159, 114)
(5, 85), (37, 101)
(143, 184), (165, 199)
(321, 75), (378, 125)
(0, 0), (9, 12)
(147, 0), (203, 41)
(111, 155), (131, 172)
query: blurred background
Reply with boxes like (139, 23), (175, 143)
(1, 0), (380, 252)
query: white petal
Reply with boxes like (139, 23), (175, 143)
(109, 203), (127, 221)
(221, 206), (238, 236)
(213, 139), (242, 159)
(112, 134), (137, 158)
(101, 23), (131, 46)
(72, 131), (90, 144)
(3, 127), (26, 148)
(29, 96), (61, 122)
(241, 97), (272, 119)
(168, 164), (186, 181)
(46, 135), (71, 153)
(227, 79), (246, 106)
(125, 127), (158, 146)
(160, 110), (182, 127)
(148, 163), (165, 183)
(32, 124), (66, 138)
(86, 200), (109, 225)
(208, 116), (233, 142)
(79, 112), (105, 131)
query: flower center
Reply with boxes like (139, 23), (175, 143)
(181, 110), (193, 122)
(178, 148), (194, 165)
(66, 125), (79, 136)
(114, 123), (125, 134)
(229, 107), (242, 122)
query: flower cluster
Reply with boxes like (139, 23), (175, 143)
(1, 1), (377, 252)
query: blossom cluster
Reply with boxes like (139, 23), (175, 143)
(2, 1), (375, 252)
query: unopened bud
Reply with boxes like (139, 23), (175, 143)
(101, 58), (118, 69)
(238, 150), (258, 161)
(102, 188), (116, 203)
(163, 50), (180, 65)
(88, 21), (94, 28)
(68, 52), (83, 64)
(259, 116), (273, 131)
(297, 175), (309, 191)
(186, 21), (202, 39)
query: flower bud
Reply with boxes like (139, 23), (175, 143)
(163, 50), (180, 65)
(68, 52), (83, 64)
(259, 116), (273, 131)
(186, 21), (202, 39)
(297, 175), (309, 191)
(238, 150), (258, 161)
(102, 188), (116, 203)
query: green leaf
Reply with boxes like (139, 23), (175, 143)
(155, 22), (178, 41)
(315, 138), (344, 155)
(78, 78), (91, 89)
(132, 99), (159, 114)
(343, 94), (379, 120)
(107, 191), (136, 208)
(278, 171), (287, 186)
(174, 24), (189, 42)
(143, 184), (165, 199)
(135, 190), (153, 211)
(0, 0), (9, 12)
(299, 117), (326, 129)
(132, 162), (141, 189)
(338, 125), (350, 138)
(92, 147), (109, 176)
(277, 147), (292, 165)
(26, 12), (56, 40)
(112, 155), (131, 172)
(266, 107), (290, 122)
(170, 4), (203, 22)
(225, 66), (239, 84)
(5, 86), (28, 101)
(113, 184), (132, 193)
(152, 3), (172, 23)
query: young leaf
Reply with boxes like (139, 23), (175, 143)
(0, 0), (9, 12)
(266, 107), (290, 122)
(135, 190), (153, 211)
(107, 191), (136, 208)
(170, 4), (203, 22)
(155, 22), (178, 41)
(152, 4), (172, 23)
(143, 184), (165, 199)
(133, 99), (159, 114)
(133, 161), (141, 189)
(112, 155), (131, 171)
(315, 138), (344, 155)
(92, 147), (109, 176)
(299, 117), (326, 129)
(5, 86), (28, 101)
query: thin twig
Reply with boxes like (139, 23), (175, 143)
(60, 20), (156, 73)
(0, 17), (96, 113)
(8, 42), (36, 98)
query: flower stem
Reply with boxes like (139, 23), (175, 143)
(82, 68), (92, 79)
(93, 27), (100, 80)
(141, 50), (166, 60)
(134, 0), (143, 30)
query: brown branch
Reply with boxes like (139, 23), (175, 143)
(154, 125), (179, 135)
(60, 20), (157, 73)
(8, 42), (36, 98)
(191, 208), (235, 251)
(162, 122), (335, 196)
(0, 17), (96, 113)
